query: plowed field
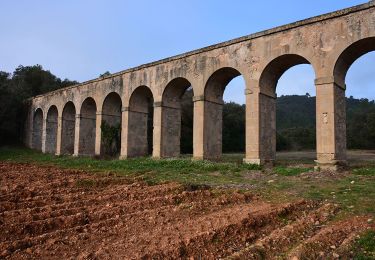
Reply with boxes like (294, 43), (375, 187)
(0, 162), (373, 259)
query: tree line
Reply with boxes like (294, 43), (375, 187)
(0, 65), (374, 152)
(0, 65), (77, 144)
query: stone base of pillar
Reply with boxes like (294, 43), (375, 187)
(192, 155), (222, 161)
(314, 160), (347, 171)
(120, 155), (152, 160)
(73, 153), (96, 158)
(243, 158), (274, 167)
(119, 155), (127, 160)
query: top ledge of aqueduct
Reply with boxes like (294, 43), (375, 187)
(30, 0), (375, 100)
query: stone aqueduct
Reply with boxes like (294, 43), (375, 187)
(24, 1), (375, 169)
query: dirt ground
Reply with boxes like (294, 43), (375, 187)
(0, 162), (374, 259)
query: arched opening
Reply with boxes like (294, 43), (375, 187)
(101, 92), (122, 157)
(32, 108), (43, 151)
(259, 54), (316, 163)
(204, 67), (243, 160)
(334, 37), (375, 88)
(334, 37), (375, 164)
(79, 97), (96, 156)
(276, 65), (316, 160)
(128, 86), (154, 157)
(45, 105), (58, 154)
(161, 78), (193, 157)
(223, 76), (246, 160)
(61, 102), (76, 155)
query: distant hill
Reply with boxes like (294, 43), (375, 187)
(276, 94), (375, 151)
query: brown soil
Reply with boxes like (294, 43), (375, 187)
(0, 162), (373, 259)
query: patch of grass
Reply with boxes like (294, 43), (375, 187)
(353, 167), (375, 176)
(352, 230), (375, 259)
(274, 166), (312, 176)
(76, 179), (96, 188)
(0, 146), (261, 185)
(1, 146), (375, 216)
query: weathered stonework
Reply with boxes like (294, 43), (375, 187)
(24, 1), (375, 170)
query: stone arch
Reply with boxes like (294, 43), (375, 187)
(204, 67), (242, 103)
(259, 54), (313, 95)
(61, 101), (76, 155)
(45, 105), (58, 154)
(333, 37), (375, 88)
(127, 86), (154, 157)
(79, 97), (97, 155)
(101, 92), (122, 156)
(258, 54), (316, 162)
(160, 77), (193, 157)
(200, 67), (243, 159)
(32, 108), (43, 151)
(331, 37), (375, 162)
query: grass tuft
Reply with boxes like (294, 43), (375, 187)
(352, 230), (375, 259)
(353, 167), (375, 176)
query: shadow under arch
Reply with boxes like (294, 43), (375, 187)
(101, 92), (122, 157)
(160, 77), (193, 157)
(61, 101), (76, 155)
(32, 108), (43, 151)
(79, 97), (97, 156)
(127, 86), (154, 157)
(45, 105), (58, 154)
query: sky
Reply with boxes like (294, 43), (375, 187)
(0, 0), (374, 104)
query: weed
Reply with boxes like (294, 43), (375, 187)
(352, 230), (375, 259)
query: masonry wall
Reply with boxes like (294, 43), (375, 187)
(24, 1), (375, 169)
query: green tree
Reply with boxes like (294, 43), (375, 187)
(0, 65), (77, 145)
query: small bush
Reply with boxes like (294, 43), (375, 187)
(101, 121), (121, 156)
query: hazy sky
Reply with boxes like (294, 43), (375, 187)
(1, 0), (374, 103)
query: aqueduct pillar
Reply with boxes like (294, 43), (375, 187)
(95, 111), (102, 156)
(55, 116), (63, 155)
(73, 114), (81, 156)
(315, 77), (347, 170)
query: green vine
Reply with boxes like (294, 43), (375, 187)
(101, 121), (121, 156)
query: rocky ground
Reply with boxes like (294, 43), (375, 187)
(0, 162), (373, 259)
